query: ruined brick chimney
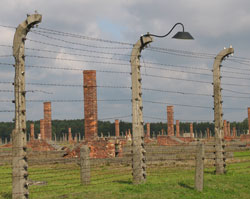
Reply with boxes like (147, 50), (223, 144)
(40, 119), (45, 140)
(167, 106), (174, 136)
(227, 122), (231, 137)
(30, 123), (34, 140)
(233, 127), (236, 138)
(146, 123), (150, 138)
(68, 127), (72, 142)
(83, 70), (98, 140)
(115, 119), (120, 137)
(248, 107), (250, 134)
(176, 120), (180, 137)
(44, 102), (52, 140)
(190, 123), (194, 138)
(206, 127), (210, 139)
(223, 120), (227, 137)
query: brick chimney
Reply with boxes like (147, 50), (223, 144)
(167, 106), (174, 136)
(83, 70), (98, 140)
(40, 119), (45, 140)
(44, 102), (52, 140)
(176, 120), (180, 137)
(30, 123), (34, 140)
(115, 119), (120, 137)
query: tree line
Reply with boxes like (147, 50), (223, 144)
(0, 118), (248, 141)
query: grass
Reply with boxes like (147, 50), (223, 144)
(0, 151), (250, 199)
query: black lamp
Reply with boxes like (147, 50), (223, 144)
(145, 22), (194, 40)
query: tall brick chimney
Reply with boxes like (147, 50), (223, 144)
(176, 120), (180, 137)
(30, 123), (34, 140)
(44, 102), (52, 140)
(206, 127), (210, 139)
(83, 70), (98, 140)
(68, 127), (72, 142)
(167, 106), (174, 136)
(248, 107), (250, 134)
(232, 127), (236, 138)
(190, 123), (194, 138)
(115, 119), (120, 137)
(146, 123), (150, 138)
(40, 119), (45, 140)
(227, 122), (231, 137)
(223, 120), (227, 137)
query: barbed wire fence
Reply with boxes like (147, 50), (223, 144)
(0, 18), (250, 198)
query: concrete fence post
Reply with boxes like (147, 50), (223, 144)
(80, 145), (90, 185)
(195, 141), (204, 192)
(213, 46), (233, 174)
(131, 35), (153, 184)
(12, 13), (42, 199)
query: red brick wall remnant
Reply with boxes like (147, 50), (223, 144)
(190, 123), (193, 138)
(157, 135), (183, 145)
(28, 140), (55, 151)
(65, 138), (124, 159)
(83, 70), (98, 141)
(167, 106), (174, 136)
(40, 119), (45, 140)
(115, 119), (120, 137)
(30, 123), (34, 140)
(224, 120), (227, 137)
(248, 107), (250, 134)
(176, 120), (180, 137)
(44, 102), (52, 140)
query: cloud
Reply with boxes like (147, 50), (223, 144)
(0, 0), (250, 123)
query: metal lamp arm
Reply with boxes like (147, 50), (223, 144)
(145, 23), (184, 38)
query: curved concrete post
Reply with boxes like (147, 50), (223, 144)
(12, 13), (42, 199)
(213, 46), (234, 174)
(131, 35), (153, 184)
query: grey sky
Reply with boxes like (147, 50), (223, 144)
(1, 0), (250, 123)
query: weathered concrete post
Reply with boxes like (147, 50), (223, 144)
(213, 46), (234, 174)
(80, 145), (90, 185)
(12, 13), (42, 199)
(131, 35), (153, 184)
(195, 141), (204, 191)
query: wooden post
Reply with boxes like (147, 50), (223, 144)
(80, 145), (90, 185)
(195, 141), (204, 191)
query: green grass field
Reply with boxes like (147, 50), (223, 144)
(1, 151), (250, 199)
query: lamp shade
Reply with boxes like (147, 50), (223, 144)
(172, 31), (194, 40)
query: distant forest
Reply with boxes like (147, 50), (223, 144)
(0, 118), (249, 141)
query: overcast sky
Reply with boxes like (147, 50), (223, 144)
(1, 0), (250, 123)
